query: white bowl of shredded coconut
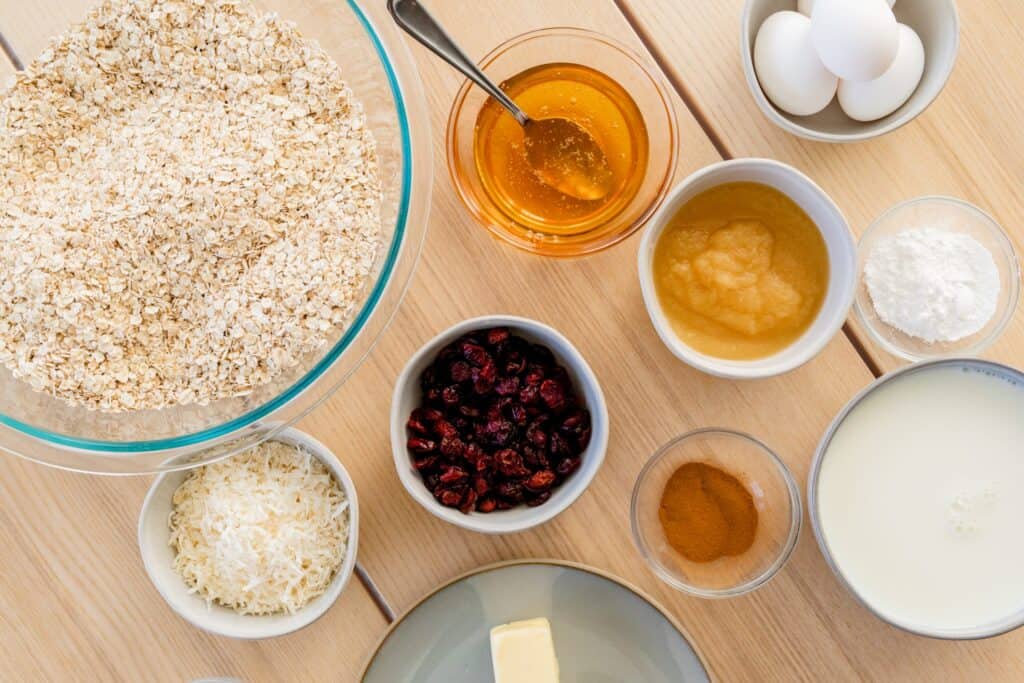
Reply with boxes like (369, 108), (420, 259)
(855, 197), (1020, 361)
(138, 427), (358, 639)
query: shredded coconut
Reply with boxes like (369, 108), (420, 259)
(0, 0), (382, 411)
(864, 228), (1000, 343)
(168, 441), (349, 616)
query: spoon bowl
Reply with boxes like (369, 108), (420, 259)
(524, 117), (614, 201)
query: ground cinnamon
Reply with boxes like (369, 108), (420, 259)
(658, 462), (758, 563)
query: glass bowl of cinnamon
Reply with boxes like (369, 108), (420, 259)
(630, 428), (802, 598)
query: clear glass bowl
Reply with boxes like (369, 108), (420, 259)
(447, 27), (678, 257)
(630, 429), (802, 598)
(854, 196), (1020, 362)
(0, 0), (432, 474)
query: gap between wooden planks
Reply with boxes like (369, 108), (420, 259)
(0, 1), (1008, 682)
(616, 0), (1024, 378)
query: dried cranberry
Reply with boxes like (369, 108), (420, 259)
(459, 489), (478, 514)
(495, 449), (529, 478)
(475, 454), (493, 474)
(539, 379), (567, 411)
(526, 418), (549, 448)
(496, 481), (525, 502)
(522, 446), (549, 470)
(481, 419), (514, 446)
(487, 327), (511, 345)
(524, 470), (556, 492)
(474, 476), (490, 496)
(524, 366), (545, 387)
(494, 376), (520, 396)
(461, 341), (490, 367)
(549, 432), (572, 458)
(440, 436), (466, 458)
(463, 442), (485, 465)
(407, 437), (436, 454)
(442, 385), (462, 406)
(556, 457), (581, 478)
(495, 499), (514, 511)
(519, 384), (540, 405)
(476, 496), (498, 513)
(474, 375), (495, 395)
(415, 407), (443, 423)
(526, 491), (552, 507)
(435, 419), (458, 439)
(503, 352), (526, 376)
(439, 466), (468, 484)
(449, 361), (472, 383)
(508, 402), (528, 425)
(413, 455), (438, 471)
(437, 489), (463, 508)
(406, 416), (430, 435)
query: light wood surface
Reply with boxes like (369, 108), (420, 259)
(0, 454), (387, 682)
(1, 0), (1023, 682)
(617, 0), (1024, 373)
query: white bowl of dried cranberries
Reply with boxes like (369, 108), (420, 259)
(391, 315), (609, 534)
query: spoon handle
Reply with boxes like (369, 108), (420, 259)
(388, 0), (530, 126)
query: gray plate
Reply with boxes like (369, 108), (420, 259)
(362, 561), (711, 682)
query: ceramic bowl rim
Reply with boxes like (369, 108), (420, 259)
(390, 314), (609, 534)
(136, 426), (359, 639)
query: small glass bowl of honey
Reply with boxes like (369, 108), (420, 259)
(446, 27), (679, 257)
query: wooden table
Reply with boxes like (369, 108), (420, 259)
(1, 1), (1022, 680)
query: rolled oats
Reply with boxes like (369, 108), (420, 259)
(0, 0), (383, 412)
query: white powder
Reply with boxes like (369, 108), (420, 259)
(864, 228), (1000, 343)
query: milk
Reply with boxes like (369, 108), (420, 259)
(817, 364), (1024, 633)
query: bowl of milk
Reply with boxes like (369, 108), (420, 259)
(810, 359), (1024, 639)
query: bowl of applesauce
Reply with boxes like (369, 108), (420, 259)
(638, 159), (856, 379)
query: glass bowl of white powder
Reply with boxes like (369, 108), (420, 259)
(854, 196), (1020, 361)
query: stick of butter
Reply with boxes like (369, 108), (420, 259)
(489, 617), (560, 683)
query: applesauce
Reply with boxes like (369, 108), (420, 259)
(652, 182), (829, 360)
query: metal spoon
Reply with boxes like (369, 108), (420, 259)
(388, 0), (615, 202)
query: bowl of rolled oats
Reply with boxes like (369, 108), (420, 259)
(0, 0), (432, 473)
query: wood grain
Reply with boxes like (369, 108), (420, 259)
(617, 0), (1024, 374)
(288, 1), (948, 681)
(0, 455), (387, 682)
(2, 0), (1021, 682)
(0, 38), (14, 78)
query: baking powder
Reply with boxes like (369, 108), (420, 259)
(864, 228), (1000, 343)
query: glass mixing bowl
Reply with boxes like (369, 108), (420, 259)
(0, 0), (432, 474)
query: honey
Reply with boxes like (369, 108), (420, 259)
(473, 63), (648, 241)
(652, 182), (829, 360)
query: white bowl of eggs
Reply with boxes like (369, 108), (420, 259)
(741, 0), (959, 142)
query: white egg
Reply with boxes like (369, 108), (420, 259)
(838, 24), (925, 121)
(754, 11), (838, 117)
(798, 0), (894, 16)
(811, 0), (899, 82)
